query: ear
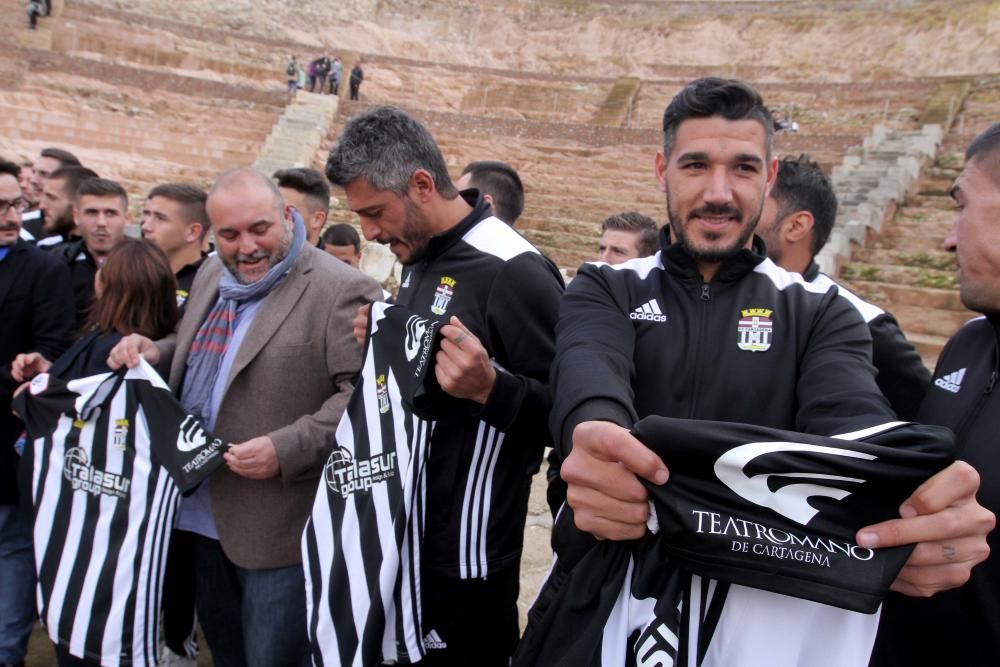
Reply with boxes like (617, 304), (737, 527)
(185, 222), (203, 244)
(784, 211), (815, 245)
(654, 151), (668, 193)
(311, 209), (328, 233)
(482, 193), (496, 216)
(72, 205), (81, 224)
(764, 157), (779, 196)
(409, 169), (436, 203)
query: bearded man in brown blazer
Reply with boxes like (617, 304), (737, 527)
(110, 168), (381, 667)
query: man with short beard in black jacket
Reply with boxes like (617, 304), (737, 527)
(871, 122), (1000, 667)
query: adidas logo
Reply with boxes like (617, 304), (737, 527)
(934, 368), (966, 394)
(423, 629), (447, 650)
(630, 299), (667, 322)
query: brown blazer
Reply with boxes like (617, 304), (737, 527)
(161, 245), (381, 568)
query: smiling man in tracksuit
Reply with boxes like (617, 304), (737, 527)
(547, 78), (994, 664)
(326, 106), (564, 666)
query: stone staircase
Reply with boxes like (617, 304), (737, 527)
(253, 91), (339, 175)
(840, 155), (974, 368)
(817, 123), (943, 275)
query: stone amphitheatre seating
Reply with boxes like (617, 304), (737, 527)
(318, 62), (944, 273)
(0, 0), (287, 201)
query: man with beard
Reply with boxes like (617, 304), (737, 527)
(0, 159), (74, 667)
(544, 78), (992, 665)
(26, 147), (82, 243)
(109, 168), (380, 667)
(39, 165), (99, 246)
(326, 107), (564, 665)
(756, 155), (930, 419)
(871, 122), (1000, 667)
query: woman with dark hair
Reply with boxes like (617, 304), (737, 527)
(12, 237), (178, 383)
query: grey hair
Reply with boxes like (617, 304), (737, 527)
(325, 106), (458, 199)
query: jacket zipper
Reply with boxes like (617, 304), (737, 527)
(687, 283), (711, 419)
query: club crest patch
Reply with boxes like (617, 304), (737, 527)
(737, 308), (773, 352)
(376, 374), (390, 414)
(431, 276), (456, 316)
(113, 419), (130, 451)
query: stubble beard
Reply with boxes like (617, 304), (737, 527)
(666, 194), (762, 264)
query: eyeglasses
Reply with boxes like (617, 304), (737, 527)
(0, 198), (24, 215)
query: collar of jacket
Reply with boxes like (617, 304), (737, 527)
(420, 190), (492, 262)
(803, 260), (821, 282)
(657, 224), (766, 285)
(176, 254), (207, 280)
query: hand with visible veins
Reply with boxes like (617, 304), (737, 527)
(435, 316), (496, 405)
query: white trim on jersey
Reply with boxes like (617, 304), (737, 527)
(589, 252), (665, 280)
(808, 273), (885, 323)
(461, 216), (539, 261)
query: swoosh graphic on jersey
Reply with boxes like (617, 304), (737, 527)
(714, 442), (876, 526)
(404, 315), (429, 362)
(177, 414), (209, 452)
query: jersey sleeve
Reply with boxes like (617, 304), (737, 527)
(137, 381), (229, 494)
(475, 252), (564, 437)
(549, 262), (639, 458)
(868, 312), (932, 421)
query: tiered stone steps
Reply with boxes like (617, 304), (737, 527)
(840, 159), (975, 368)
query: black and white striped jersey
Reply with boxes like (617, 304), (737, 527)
(13, 360), (228, 667)
(303, 303), (443, 667)
(516, 418), (953, 666)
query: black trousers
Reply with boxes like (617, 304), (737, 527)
(161, 529), (199, 657)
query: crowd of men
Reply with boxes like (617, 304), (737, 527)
(0, 76), (997, 667)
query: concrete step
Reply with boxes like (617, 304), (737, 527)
(845, 280), (967, 313)
(841, 262), (957, 291)
(849, 247), (954, 271)
(889, 304), (978, 340)
(906, 332), (950, 373)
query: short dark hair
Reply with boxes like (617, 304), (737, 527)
(601, 211), (659, 257)
(147, 183), (209, 239)
(86, 238), (178, 339)
(662, 78), (773, 161)
(48, 166), (100, 198)
(966, 122), (1000, 166)
(460, 161), (525, 225)
(326, 107), (458, 199)
(0, 159), (20, 179)
(75, 177), (128, 211)
(321, 223), (361, 252)
(273, 168), (331, 215)
(39, 147), (81, 168)
(770, 155), (838, 257)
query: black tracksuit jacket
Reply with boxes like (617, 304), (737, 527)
(397, 193), (564, 579)
(872, 314), (1000, 667)
(552, 230), (899, 453)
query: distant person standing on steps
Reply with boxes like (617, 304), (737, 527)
(349, 60), (364, 101)
(27, 0), (43, 29)
(286, 56), (298, 100)
(329, 57), (342, 96)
